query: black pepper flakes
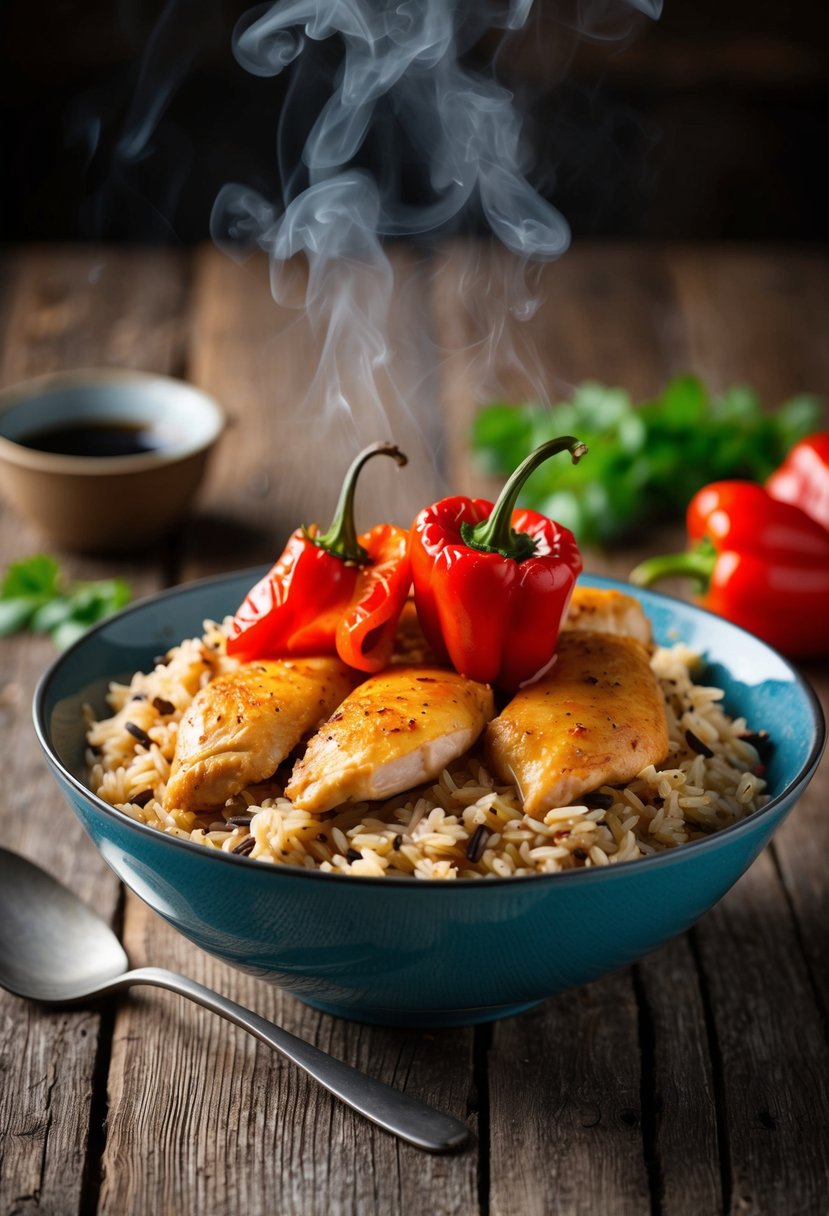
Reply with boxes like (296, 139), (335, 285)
(685, 729), (714, 758)
(125, 721), (153, 749)
(466, 825), (491, 864)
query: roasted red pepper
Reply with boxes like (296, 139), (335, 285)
(631, 480), (829, 657)
(410, 436), (587, 692)
(766, 432), (829, 532)
(227, 442), (410, 672)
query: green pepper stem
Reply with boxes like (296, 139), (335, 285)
(461, 435), (588, 560)
(630, 540), (717, 593)
(311, 441), (408, 563)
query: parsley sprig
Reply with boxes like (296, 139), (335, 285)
(471, 375), (821, 546)
(0, 555), (131, 649)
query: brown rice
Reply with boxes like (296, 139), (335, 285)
(86, 622), (768, 879)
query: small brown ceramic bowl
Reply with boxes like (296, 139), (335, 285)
(0, 370), (224, 552)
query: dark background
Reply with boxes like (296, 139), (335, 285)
(1, 0), (827, 245)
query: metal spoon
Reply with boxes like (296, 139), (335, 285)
(0, 847), (469, 1153)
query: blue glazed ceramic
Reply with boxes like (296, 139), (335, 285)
(33, 572), (825, 1027)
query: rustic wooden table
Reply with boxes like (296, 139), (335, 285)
(0, 243), (827, 1216)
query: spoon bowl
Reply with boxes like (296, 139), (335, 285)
(0, 847), (469, 1153)
(0, 847), (129, 1003)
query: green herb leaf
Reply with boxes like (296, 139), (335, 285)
(0, 597), (42, 636)
(1, 554), (61, 599)
(0, 557), (132, 648)
(471, 376), (823, 546)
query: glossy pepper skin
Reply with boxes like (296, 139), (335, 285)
(632, 480), (829, 658)
(227, 442), (410, 673)
(411, 437), (587, 693)
(766, 432), (829, 532)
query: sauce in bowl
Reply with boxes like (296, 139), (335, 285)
(18, 420), (163, 459)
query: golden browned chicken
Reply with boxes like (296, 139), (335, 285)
(286, 666), (495, 813)
(564, 586), (652, 645)
(485, 630), (669, 818)
(164, 658), (359, 812)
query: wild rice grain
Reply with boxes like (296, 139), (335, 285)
(152, 697), (176, 715)
(125, 722), (153, 749)
(89, 633), (769, 878)
(466, 825), (491, 863)
(585, 791), (615, 809)
(685, 729), (715, 758)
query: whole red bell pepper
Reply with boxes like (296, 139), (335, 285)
(631, 480), (829, 658)
(227, 442), (411, 672)
(766, 432), (829, 532)
(410, 436), (587, 692)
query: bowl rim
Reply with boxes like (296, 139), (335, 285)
(33, 567), (826, 891)
(0, 368), (225, 475)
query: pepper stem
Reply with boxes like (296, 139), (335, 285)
(461, 435), (588, 561)
(311, 441), (408, 563)
(630, 540), (717, 593)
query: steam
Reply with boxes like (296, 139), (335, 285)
(199, 0), (662, 518)
(214, 2), (572, 258)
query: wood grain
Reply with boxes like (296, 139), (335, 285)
(1, 243), (827, 1216)
(96, 243), (478, 1216)
(488, 973), (650, 1216)
(0, 245), (191, 1216)
(182, 244), (444, 584)
(98, 898), (478, 1216)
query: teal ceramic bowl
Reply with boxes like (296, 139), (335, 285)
(34, 572), (825, 1027)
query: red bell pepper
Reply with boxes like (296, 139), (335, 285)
(227, 442), (411, 672)
(410, 436), (587, 692)
(631, 480), (829, 658)
(766, 432), (829, 532)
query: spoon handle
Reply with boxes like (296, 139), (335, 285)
(106, 966), (469, 1153)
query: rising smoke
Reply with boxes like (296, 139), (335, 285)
(208, 0), (661, 516)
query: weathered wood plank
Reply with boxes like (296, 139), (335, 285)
(692, 849), (829, 1215)
(488, 973), (650, 1216)
(435, 242), (728, 1216)
(771, 668), (829, 1017)
(431, 241), (690, 502)
(667, 246), (829, 403)
(179, 244), (444, 587)
(666, 247), (829, 1216)
(98, 242), (479, 1216)
(635, 940), (722, 1215)
(98, 878), (479, 1215)
(0, 245), (191, 1216)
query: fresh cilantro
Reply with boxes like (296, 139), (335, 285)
(0, 555), (131, 649)
(471, 376), (822, 546)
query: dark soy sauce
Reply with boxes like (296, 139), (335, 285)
(19, 420), (162, 458)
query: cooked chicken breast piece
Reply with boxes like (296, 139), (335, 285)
(164, 658), (359, 812)
(286, 666), (495, 813)
(564, 586), (652, 645)
(485, 630), (669, 819)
